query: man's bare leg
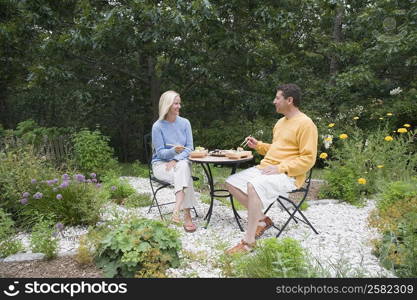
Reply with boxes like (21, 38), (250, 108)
(245, 183), (264, 244)
(226, 182), (267, 227)
(226, 183), (249, 208)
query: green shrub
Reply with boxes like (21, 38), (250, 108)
(318, 166), (363, 205)
(0, 209), (24, 258)
(373, 211), (417, 278)
(124, 193), (152, 208)
(0, 240), (24, 258)
(94, 217), (181, 278)
(17, 172), (107, 228)
(131, 161), (149, 178)
(370, 180), (417, 277)
(230, 238), (312, 278)
(377, 179), (417, 212)
(101, 176), (136, 204)
(13, 119), (74, 146)
(30, 219), (59, 260)
(0, 144), (58, 217)
(319, 122), (417, 204)
(72, 129), (119, 176)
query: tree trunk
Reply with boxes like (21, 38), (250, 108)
(148, 57), (161, 122)
(329, 4), (344, 85)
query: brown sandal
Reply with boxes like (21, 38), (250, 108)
(171, 211), (181, 225)
(225, 239), (256, 255)
(183, 223), (197, 233)
(255, 216), (273, 238)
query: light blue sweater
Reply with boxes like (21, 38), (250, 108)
(151, 116), (194, 163)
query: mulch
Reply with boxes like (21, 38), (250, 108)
(0, 256), (103, 278)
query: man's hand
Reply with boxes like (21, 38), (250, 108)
(245, 136), (259, 149)
(166, 160), (177, 171)
(261, 165), (279, 175)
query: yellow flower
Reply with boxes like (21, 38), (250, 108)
(379, 117), (384, 120)
(377, 165), (384, 168)
(384, 136), (393, 142)
(386, 113), (393, 116)
(328, 123), (335, 128)
(403, 124), (411, 128)
(319, 153), (328, 159)
(397, 128), (408, 133)
(353, 116), (359, 120)
(324, 137), (332, 142)
(339, 134), (348, 139)
(357, 178), (367, 185)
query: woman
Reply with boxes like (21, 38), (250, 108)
(151, 90), (197, 232)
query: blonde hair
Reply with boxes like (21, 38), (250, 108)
(158, 90), (180, 120)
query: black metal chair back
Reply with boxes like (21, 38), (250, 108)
(143, 133), (154, 178)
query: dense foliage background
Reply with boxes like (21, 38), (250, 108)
(1, 0), (416, 162)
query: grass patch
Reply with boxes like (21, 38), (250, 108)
(119, 161), (149, 178)
(200, 193), (246, 211)
(311, 168), (326, 180)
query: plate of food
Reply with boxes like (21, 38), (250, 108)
(189, 146), (208, 158)
(209, 149), (227, 157)
(224, 148), (252, 159)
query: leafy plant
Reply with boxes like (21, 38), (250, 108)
(131, 161), (149, 178)
(0, 143), (58, 217)
(94, 217), (181, 278)
(72, 129), (119, 176)
(377, 179), (417, 213)
(17, 172), (106, 228)
(124, 193), (152, 208)
(319, 166), (363, 205)
(0, 209), (24, 258)
(30, 219), (59, 260)
(228, 238), (312, 278)
(370, 180), (417, 277)
(101, 176), (136, 204)
(319, 124), (417, 205)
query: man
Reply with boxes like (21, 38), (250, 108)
(225, 83), (318, 254)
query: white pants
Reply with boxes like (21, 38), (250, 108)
(152, 160), (197, 209)
(226, 167), (296, 208)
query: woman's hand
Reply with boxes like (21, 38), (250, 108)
(166, 160), (177, 171)
(246, 136), (259, 149)
(174, 145), (185, 153)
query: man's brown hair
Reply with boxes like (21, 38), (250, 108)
(277, 84), (302, 107)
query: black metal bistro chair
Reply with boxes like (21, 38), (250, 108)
(263, 168), (319, 238)
(143, 133), (198, 220)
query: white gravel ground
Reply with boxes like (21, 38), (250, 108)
(8, 176), (394, 278)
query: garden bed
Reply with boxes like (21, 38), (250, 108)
(0, 177), (394, 278)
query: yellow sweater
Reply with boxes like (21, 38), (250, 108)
(255, 113), (318, 188)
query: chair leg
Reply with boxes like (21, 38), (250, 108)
(273, 197), (318, 237)
(148, 185), (169, 220)
(230, 196), (244, 232)
(263, 201), (275, 215)
(277, 197), (299, 224)
(290, 207), (319, 235)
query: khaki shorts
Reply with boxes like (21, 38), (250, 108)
(225, 167), (296, 208)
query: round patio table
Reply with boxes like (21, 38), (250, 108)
(189, 154), (253, 231)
